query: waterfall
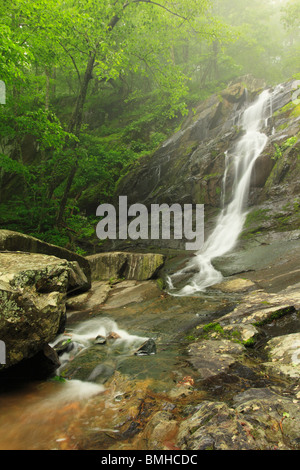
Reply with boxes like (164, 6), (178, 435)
(168, 88), (275, 296)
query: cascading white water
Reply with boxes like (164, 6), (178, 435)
(168, 88), (274, 296)
(51, 316), (148, 375)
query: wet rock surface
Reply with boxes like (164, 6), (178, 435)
(188, 339), (246, 381)
(0, 236), (299, 450)
(177, 386), (300, 450)
(30, 235), (297, 451)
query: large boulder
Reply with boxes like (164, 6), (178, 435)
(0, 251), (88, 370)
(0, 230), (91, 290)
(86, 252), (165, 281)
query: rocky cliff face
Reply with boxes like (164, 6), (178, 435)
(115, 76), (300, 251)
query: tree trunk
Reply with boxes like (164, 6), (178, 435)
(45, 67), (50, 111)
(56, 163), (78, 226)
(52, 67), (57, 99)
(56, 8), (125, 226)
(68, 52), (96, 136)
(212, 40), (219, 81)
(56, 52), (96, 227)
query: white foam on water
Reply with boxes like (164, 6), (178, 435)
(51, 379), (105, 403)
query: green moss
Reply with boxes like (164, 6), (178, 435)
(274, 100), (300, 121)
(150, 185), (164, 198)
(291, 103), (300, 118)
(185, 334), (196, 341)
(240, 208), (271, 240)
(200, 321), (256, 346)
(182, 141), (198, 157)
(276, 122), (289, 132)
(253, 306), (296, 327)
(0, 291), (22, 320)
(244, 208), (270, 228)
(202, 172), (222, 181)
(274, 207), (300, 232)
(243, 338), (255, 348)
(202, 322), (225, 334)
(272, 137), (298, 163)
(274, 101), (294, 117)
(51, 375), (67, 383)
(156, 277), (165, 290)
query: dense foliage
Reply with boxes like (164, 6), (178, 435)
(0, 0), (299, 253)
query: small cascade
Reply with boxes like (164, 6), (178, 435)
(51, 316), (148, 376)
(168, 87), (280, 296)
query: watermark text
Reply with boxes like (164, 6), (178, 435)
(0, 80), (6, 104)
(0, 340), (6, 365)
(96, 196), (204, 250)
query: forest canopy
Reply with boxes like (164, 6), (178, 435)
(0, 0), (299, 253)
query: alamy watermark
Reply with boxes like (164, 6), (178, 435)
(0, 341), (6, 365)
(1, 84), (7, 364)
(0, 80), (6, 105)
(96, 196), (204, 250)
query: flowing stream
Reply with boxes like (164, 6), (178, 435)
(168, 87), (276, 296)
(0, 317), (150, 450)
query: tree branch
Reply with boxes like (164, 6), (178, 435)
(59, 41), (82, 84)
(132, 0), (189, 21)
(107, 0), (190, 33)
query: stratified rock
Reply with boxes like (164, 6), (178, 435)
(87, 252), (127, 281)
(0, 252), (88, 294)
(86, 252), (165, 281)
(0, 252), (88, 369)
